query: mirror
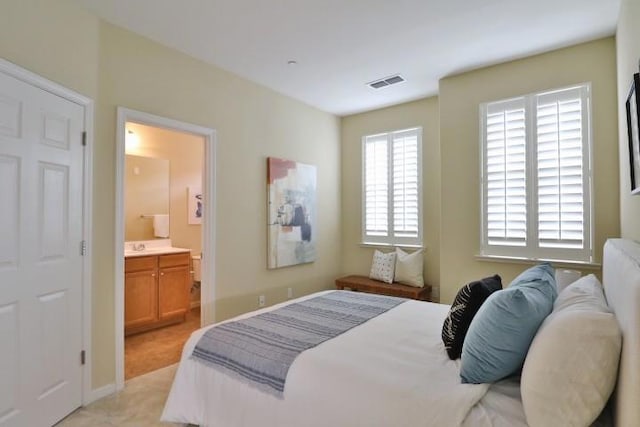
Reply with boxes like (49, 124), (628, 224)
(125, 154), (170, 240)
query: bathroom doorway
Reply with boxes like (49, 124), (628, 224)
(123, 122), (204, 379)
(114, 108), (216, 388)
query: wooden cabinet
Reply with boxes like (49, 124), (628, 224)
(158, 254), (191, 321)
(125, 252), (191, 335)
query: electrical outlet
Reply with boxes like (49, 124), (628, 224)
(287, 287), (293, 299)
(259, 295), (266, 307)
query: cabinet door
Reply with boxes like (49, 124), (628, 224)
(158, 265), (190, 320)
(124, 269), (158, 330)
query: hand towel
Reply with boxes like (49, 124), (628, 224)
(153, 214), (170, 238)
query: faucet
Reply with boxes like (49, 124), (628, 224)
(132, 243), (146, 251)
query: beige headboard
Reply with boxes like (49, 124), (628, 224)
(603, 239), (640, 427)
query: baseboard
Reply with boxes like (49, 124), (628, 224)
(190, 301), (201, 309)
(85, 383), (116, 405)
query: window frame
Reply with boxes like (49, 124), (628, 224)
(479, 84), (593, 263)
(361, 127), (423, 247)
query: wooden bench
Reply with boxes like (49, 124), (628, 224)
(335, 275), (432, 301)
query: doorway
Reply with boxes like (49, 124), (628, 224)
(115, 108), (216, 389)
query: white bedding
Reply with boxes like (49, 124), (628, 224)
(463, 377), (528, 427)
(162, 290), (490, 427)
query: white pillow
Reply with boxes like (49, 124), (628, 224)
(394, 248), (424, 287)
(369, 250), (396, 284)
(553, 273), (609, 312)
(521, 274), (622, 427)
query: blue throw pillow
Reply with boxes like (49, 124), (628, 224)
(460, 263), (557, 384)
(509, 263), (556, 289)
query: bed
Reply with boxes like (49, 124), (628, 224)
(162, 238), (640, 426)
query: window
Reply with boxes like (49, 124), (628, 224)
(480, 84), (592, 262)
(362, 127), (422, 246)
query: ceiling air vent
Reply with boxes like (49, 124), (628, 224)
(367, 74), (405, 89)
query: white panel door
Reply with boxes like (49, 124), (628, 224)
(0, 71), (84, 426)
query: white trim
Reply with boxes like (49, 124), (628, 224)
(85, 383), (116, 405)
(81, 95), (95, 407)
(474, 254), (601, 270)
(359, 242), (426, 251)
(115, 108), (217, 390)
(0, 58), (95, 407)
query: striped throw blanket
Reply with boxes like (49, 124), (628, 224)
(191, 290), (406, 398)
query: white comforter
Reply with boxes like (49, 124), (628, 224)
(162, 291), (489, 427)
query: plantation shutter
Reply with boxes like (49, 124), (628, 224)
(364, 134), (389, 237)
(481, 84), (591, 262)
(363, 128), (422, 245)
(484, 98), (527, 247)
(536, 87), (586, 250)
(392, 129), (419, 238)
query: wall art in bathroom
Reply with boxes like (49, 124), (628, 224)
(267, 157), (317, 269)
(188, 186), (202, 225)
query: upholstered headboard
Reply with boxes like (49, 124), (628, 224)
(603, 239), (640, 427)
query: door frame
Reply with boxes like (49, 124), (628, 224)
(114, 107), (217, 390)
(0, 58), (94, 404)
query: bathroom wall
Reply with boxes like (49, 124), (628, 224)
(125, 122), (204, 255)
(124, 154), (170, 241)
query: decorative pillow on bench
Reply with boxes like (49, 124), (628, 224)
(369, 250), (396, 284)
(395, 248), (424, 288)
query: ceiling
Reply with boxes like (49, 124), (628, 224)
(82, 0), (620, 116)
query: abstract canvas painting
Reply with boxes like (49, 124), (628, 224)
(267, 157), (317, 268)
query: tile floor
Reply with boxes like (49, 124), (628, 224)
(56, 364), (187, 427)
(126, 307), (201, 379)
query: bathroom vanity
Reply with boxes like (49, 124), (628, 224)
(124, 242), (191, 336)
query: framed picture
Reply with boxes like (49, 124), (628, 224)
(188, 186), (202, 224)
(267, 157), (317, 269)
(626, 72), (640, 195)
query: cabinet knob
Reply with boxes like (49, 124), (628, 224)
(151, 273), (156, 277)
(160, 272), (165, 276)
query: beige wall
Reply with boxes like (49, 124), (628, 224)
(0, 0), (99, 99)
(340, 97), (441, 299)
(617, 0), (640, 239)
(438, 38), (619, 304)
(125, 123), (205, 255)
(1, 0), (622, 396)
(1, 1), (341, 390)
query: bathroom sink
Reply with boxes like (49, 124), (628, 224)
(124, 239), (191, 257)
(124, 245), (190, 258)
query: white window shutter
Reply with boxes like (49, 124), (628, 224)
(536, 87), (585, 250)
(392, 130), (419, 239)
(481, 84), (591, 263)
(484, 99), (527, 248)
(362, 128), (422, 246)
(364, 135), (389, 237)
